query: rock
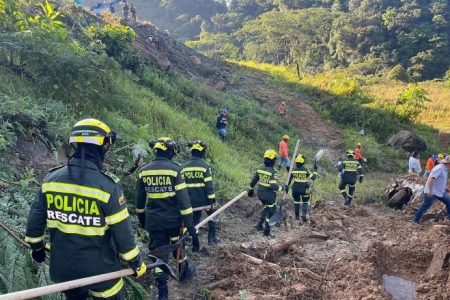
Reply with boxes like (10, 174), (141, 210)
(214, 81), (227, 91)
(309, 231), (330, 240)
(387, 130), (427, 152)
(190, 55), (201, 65)
(426, 246), (450, 276)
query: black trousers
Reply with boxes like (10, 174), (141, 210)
(148, 227), (187, 281)
(338, 179), (357, 200)
(293, 193), (310, 217)
(256, 205), (276, 235)
(64, 280), (125, 300)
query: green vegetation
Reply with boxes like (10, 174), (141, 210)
(115, 0), (450, 80)
(0, 0), (299, 296)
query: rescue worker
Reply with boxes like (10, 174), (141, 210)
(278, 102), (287, 118)
(248, 150), (288, 238)
(278, 135), (290, 173)
(181, 140), (219, 251)
(414, 155), (450, 223)
(216, 108), (228, 141)
(354, 142), (367, 166)
(25, 119), (146, 300)
(408, 151), (421, 176)
(423, 154), (437, 177)
(130, 3), (136, 22)
(136, 137), (196, 300)
(122, 1), (129, 21)
(337, 150), (364, 205)
(288, 154), (317, 222)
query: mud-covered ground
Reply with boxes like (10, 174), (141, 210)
(141, 196), (450, 300)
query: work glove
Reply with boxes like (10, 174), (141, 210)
(247, 188), (254, 198)
(363, 158), (367, 163)
(359, 176), (363, 184)
(208, 202), (218, 214)
(129, 253), (147, 278)
(284, 184), (289, 193)
(30, 248), (46, 263)
(137, 212), (145, 228)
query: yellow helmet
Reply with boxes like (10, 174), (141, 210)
(438, 153), (444, 159)
(264, 149), (277, 160)
(188, 140), (207, 152)
(357, 142), (362, 146)
(282, 134), (289, 141)
(69, 118), (116, 146)
(295, 154), (305, 164)
(150, 137), (179, 154)
(346, 149), (354, 157)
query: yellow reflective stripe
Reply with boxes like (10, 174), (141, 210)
(340, 190), (346, 193)
(207, 194), (216, 199)
(348, 194), (354, 198)
(204, 176), (212, 182)
(269, 180), (278, 184)
(90, 278), (123, 298)
(42, 182), (110, 203)
(47, 220), (108, 236)
(179, 257), (187, 263)
(147, 192), (176, 199)
(136, 208), (145, 213)
(153, 267), (164, 274)
(24, 235), (45, 244)
(277, 186), (283, 192)
(69, 136), (104, 146)
(170, 236), (179, 241)
(180, 207), (193, 215)
(175, 183), (187, 191)
(186, 183), (205, 188)
(120, 246), (139, 261)
(182, 167), (206, 172)
(258, 170), (272, 176)
(259, 182), (271, 187)
(139, 170), (177, 178)
(265, 203), (276, 208)
(294, 180), (308, 183)
(105, 208), (129, 225)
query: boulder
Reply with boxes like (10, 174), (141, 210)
(387, 130), (427, 152)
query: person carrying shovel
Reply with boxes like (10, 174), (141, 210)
(248, 149), (288, 238)
(25, 119), (146, 300)
(181, 140), (219, 252)
(288, 154), (317, 222)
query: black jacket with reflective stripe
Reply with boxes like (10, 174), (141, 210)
(181, 157), (216, 208)
(25, 159), (139, 287)
(338, 157), (363, 183)
(249, 165), (282, 204)
(289, 165), (316, 194)
(136, 156), (193, 231)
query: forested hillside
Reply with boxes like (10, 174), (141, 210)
(83, 0), (450, 80)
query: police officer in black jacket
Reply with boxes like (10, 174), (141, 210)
(337, 150), (364, 205)
(136, 137), (196, 300)
(182, 140), (218, 251)
(25, 119), (146, 300)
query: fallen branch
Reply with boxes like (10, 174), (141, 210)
(239, 252), (279, 268)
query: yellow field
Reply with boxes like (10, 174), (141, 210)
(363, 82), (450, 132)
(233, 60), (450, 133)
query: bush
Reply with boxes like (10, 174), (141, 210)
(385, 64), (412, 82)
(393, 85), (430, 123)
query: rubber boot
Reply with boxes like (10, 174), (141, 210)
(156, 278), (168, 300)
(208, 221), (221, 245)
(180, 263), (196, 282)
(192, 234), (200, 252)
(344, 195), (351, 206)
(255, 220), (263, 231)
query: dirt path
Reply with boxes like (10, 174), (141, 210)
(232, 72), (343, 161)
(151, 195), (450, 300)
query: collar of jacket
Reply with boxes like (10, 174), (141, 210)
(68, 158), (101, 171)
(153, 156), (171, 162)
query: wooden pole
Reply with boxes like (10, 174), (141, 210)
(192, 205), (212, 212)
(283, 139), (301, 199)
(195, 191), (246, 230)
(0, 269), (134, 300)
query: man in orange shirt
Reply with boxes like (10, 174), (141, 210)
(278, 135), (290, 173)
(354, 143), (367, 166)
(424, 154), (437, 177)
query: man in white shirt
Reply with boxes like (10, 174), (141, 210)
(414, 156), (450, 223)
(408, 151), (421, 175)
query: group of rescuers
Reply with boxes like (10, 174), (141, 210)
(24, 119), (365, 300)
